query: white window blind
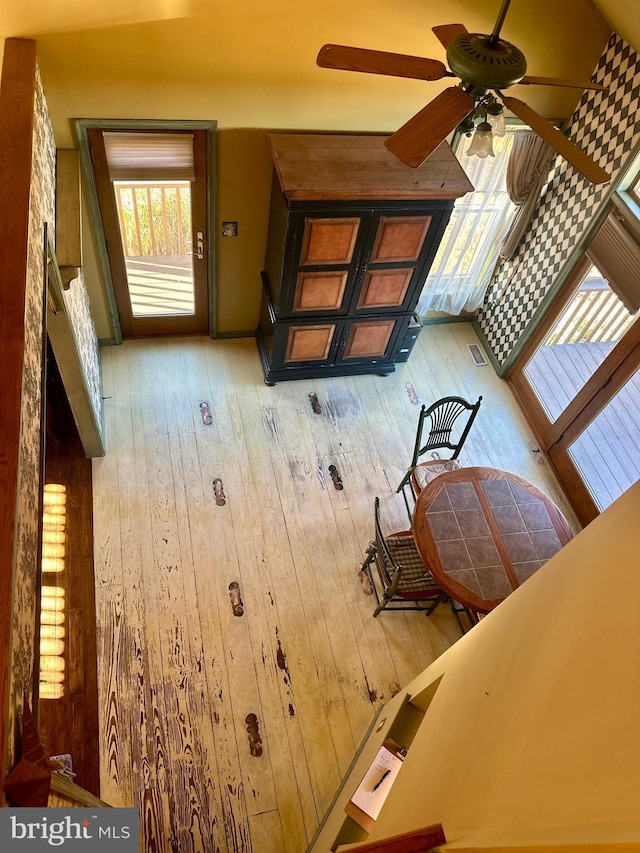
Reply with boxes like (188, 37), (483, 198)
(103, 131), (195, 181)
(586, 210), (640, 315)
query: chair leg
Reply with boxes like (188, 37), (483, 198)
(465, 608), (480, 627)
(450, 601), (466, 635)
(399, 477), (417, 524)
(448, 598), (479, 635)
(360, 541), (376, 573)
(359, 542), (384, 615)
(424, 591), (447, 617)
(396, 470), (410, 493)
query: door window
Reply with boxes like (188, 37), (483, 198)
(113, 180), (196, 317)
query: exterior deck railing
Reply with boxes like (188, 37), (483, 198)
(114, 183), (192, 257)
(546, 285), (635, 346)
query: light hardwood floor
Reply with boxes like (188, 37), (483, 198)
(93, 323), (578, 853)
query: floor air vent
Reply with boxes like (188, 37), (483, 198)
(467, 343), (488, 366)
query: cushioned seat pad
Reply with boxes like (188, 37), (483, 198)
(412, 458), (461, 492)
(385, 535), (440, 592)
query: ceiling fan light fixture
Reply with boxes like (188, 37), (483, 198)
(316, 0), (611, 183)
(467, 121), (495, 159)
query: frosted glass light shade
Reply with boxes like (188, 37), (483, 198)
(487, 110), (506, 137)
(40, 483), (67, 699)
(40, 610), (65, 626)
(42, 543), (65, 559)
(40, 670), (64, 684)
(467, 122), (495, 159)
(42, 557), (65, 573)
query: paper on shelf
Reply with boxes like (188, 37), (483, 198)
(349, 745), (404, 821)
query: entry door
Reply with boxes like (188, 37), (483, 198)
(88, 128), (209, 336)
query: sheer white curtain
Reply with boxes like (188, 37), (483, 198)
(417, 130), (519, 316)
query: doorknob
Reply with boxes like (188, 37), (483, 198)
(190, 231), (205, 260)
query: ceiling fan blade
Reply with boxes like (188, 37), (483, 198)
(316, 44), (447, 81)
(385, 87), (475, 168)
(519, 75), (608, 92)
(501, 96), (610, 184)
(432, 23), (468, 49)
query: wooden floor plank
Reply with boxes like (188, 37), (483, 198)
(92, 397), (122, 590)
(202, 386), (315, 848)
(294, 402), (410, 704)
(94, 585), (132, 805)
(226, 382), (345, 820)
(248, 810), (286, 853)
(267, 404), (374, 745)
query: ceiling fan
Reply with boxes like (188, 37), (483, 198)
(316, 0), (610, 184)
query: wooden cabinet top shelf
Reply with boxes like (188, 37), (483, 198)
(268, 133), (474, 202)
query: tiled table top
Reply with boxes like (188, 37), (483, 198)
(412, 468), (573, 613)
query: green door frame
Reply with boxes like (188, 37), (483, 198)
(74, 118), (218, 344)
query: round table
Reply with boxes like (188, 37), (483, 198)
(412, 466), (574, 614)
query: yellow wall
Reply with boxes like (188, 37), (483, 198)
(364, 481), (640, 847)
(0, 1), (611, 335)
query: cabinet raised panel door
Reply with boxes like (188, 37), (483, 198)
(291, 214), (366, 315)
(349, 213), (434, 314)
(356, 269), (414, 310)
(300, 217), (361, 265)
(284, 324), (337, 363)
(293, 271), (349, 312)
(341, 319), (396, 361)
(369, 216), (432, 263)
(290, 212), (437, 317)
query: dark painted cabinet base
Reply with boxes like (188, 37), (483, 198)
(256, 278), (417, 384)
(256, 325), (395, 385)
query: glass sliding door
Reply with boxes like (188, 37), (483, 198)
(509, 253), (640, 525)
(522, 262), (635, 422)
(566, 369), (640, 511)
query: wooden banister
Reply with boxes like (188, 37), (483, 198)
(342, 823), (446, 853)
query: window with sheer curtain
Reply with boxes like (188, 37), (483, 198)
(417, 130), (520, 316)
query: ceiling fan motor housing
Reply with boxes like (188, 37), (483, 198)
(447, 33), (527, 91)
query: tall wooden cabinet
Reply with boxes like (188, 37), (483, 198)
(256, 134), (473, 384)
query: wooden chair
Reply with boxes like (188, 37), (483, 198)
(397, 395), (482, 520)
(360, 498), (471, 632)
